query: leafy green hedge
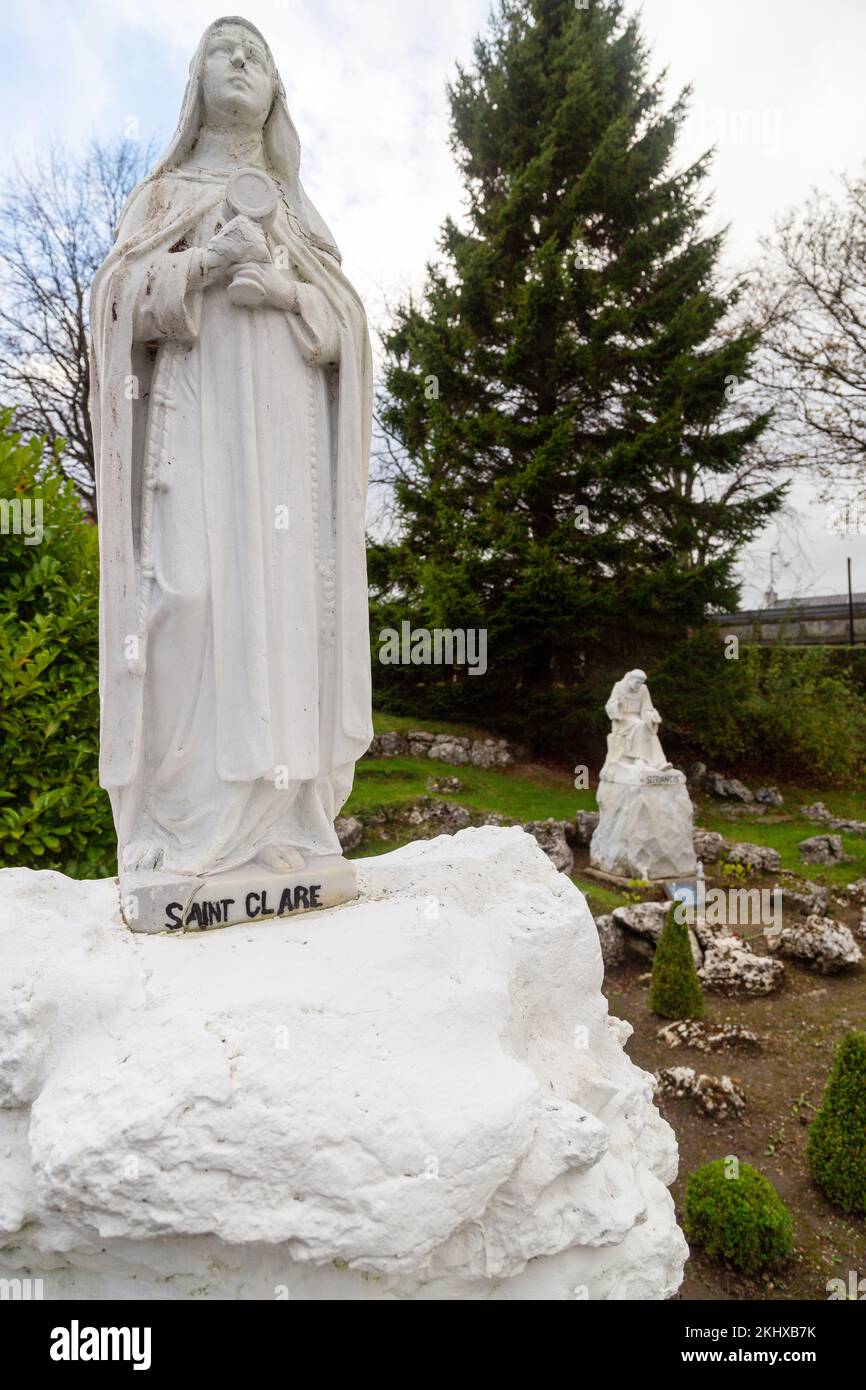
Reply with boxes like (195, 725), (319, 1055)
(0, 413), (114, 877)
(808, 1030), (866, 1214)
(684, 1159), (793, 1275)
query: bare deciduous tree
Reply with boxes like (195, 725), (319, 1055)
(0, 139), (153, 514)
(750, 172), (866, 500)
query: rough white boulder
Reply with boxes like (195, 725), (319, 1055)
(0, 827), (686, 1301)
(591, 781), (697, 880)
(767, 915), (862, 974)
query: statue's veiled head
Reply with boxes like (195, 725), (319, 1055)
(142, 16), (341, 261)
(625, 669), (647, 693)
(201, 18), (275, 133)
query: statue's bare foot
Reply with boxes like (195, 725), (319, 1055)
(122, 841), (165, 872)
(256, 846), (305, 872)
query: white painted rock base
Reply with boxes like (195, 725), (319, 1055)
(0, 828), (686, 1300)
(591, 777), (697, 880)
(120, 854), (357, 934)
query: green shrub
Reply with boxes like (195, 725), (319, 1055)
(684, 1160), (794, 1275)
(653, 629), (866, 786)
(807, 1030), (866, 1214)
(648, 904), (704, 1020)
(0, 412), (114, 877)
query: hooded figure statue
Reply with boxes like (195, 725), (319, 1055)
(600, 669), (671, 778)
(90, 16), (373, 890)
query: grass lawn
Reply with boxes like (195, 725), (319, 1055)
(353, 711), (866, 893)
(346, 755), (591, 821)
(696, 791), (866, 888)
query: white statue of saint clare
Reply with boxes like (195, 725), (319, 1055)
(90, 17), (373, 923)
(599, 669), (672, 779)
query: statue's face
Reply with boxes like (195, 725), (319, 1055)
(201, 24), (274, 132)
(626, 675), (644, 693)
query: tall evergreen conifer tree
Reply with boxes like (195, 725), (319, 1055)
(375, 0), (781, 739)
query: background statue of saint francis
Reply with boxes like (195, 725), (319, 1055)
(90, 16), (373, 931)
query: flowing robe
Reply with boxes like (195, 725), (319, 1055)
(602, 681), (668, 773)
(90, 169), (373, 875)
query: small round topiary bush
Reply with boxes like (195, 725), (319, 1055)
(648, 904), (704, 1020)
(684, 1160), (793, 1275)
(808, 1030), (866, 1214)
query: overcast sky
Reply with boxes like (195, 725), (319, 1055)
(2, 0), (865, 605)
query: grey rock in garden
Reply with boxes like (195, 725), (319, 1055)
(831, 818), (866, 838)
(573, 810), (600, 846)
(699, 935), (784, 996)
(726, 841), (782, 874)
(775, 880), (831, 917)
(335, 816), (364, 853)
(523, 820), (574, 874)
(468, 738), (514, 769)
(367, 731), (409, 758)
(426, 736), (471, 766)
(404, 799), (472, 833)
(705, 773), (754, 803)
(767, 914), (862, 974)
(611, 901), (702, 968)
(656, 1067), (746, 1119)
(657, 1020), (763, 1054)
(693, 829), (727, 863)
(593, 914), (626, 971)
(426, 776), (463, 795)
(801, 801), (834, 824)
(798, 834), (848, 866)
(755, 786), (784, 807)
(847, 878), (866, 904)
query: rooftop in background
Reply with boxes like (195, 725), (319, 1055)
(709, 592), (866, 646)
(769, 593), (866, 609)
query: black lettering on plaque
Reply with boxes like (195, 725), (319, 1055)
(260, 890), (273, 917)
(222, 898), (235, 918)
(206, 901), (222, 926)
(278, 887), (294, 916)
(165, 902), (183, 930)
(246, 891), (261, 917)
(309, 884), (321, 908)
(295, 885), (310, 909)
(187, 902), (204, 928)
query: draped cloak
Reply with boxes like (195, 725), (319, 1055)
(601, 677), (668, 774)
(89, 19), (373, 874)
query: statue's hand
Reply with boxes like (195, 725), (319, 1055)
(229, 262), (299, 312)
(204, 215), (271, 276)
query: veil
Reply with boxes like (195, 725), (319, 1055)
(136, 15), (340, 261)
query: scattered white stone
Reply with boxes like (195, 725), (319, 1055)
(656, 1067), (746, 1119)
(775, 880), (831, 917)
(574, 811), (600, 846)
(657, 1020), (763, 1054)
(593, 915), (626, 971)
(611, 902), (702, 969)
(699, 936), (784, 996)
(367, 731), (516, 769)
(705, 774), (754, 803)
(335, 816), (364, 853)
(693, 830), (727, 863)
(755, 787), (784, 807)
(0, 828), (687, 1301)
(798, 834), (848, 866)
(767, 915), (862, 974)
(846, 879), (866, 904)
(523, 820), (574, 875)
(801, 802), (834, 824)
(726, 842), (782, 875)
